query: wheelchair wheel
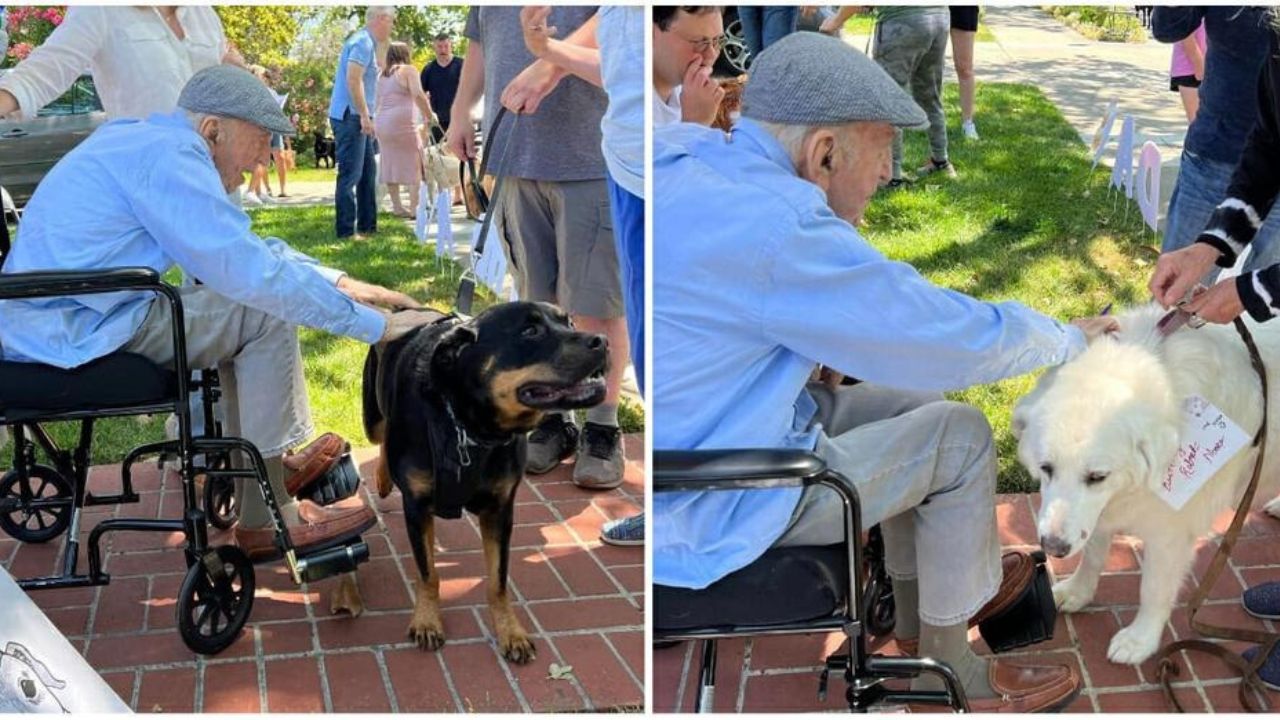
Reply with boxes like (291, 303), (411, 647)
(0, 465), (73, 543)
(863, 573), (896, 638)
(204, 476), (237, 530)
(176, 545), (255, 655)
(200, 452), (238, 530)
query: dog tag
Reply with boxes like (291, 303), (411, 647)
(1158, 395), (1251, 510)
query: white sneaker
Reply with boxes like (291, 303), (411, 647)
(258, 191), (276, 204)
(241, 191), (263, 207)
(962, 121), (980, 141)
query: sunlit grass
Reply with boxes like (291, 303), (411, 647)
(864, 82), (1155, 491)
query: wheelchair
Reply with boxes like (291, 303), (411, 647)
(653, 449), (969, 713)
(0, 266), (372, 655)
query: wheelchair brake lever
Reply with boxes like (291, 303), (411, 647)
(817, 666), (829, 702)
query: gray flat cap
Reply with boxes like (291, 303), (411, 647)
(178, 65), (295, 136)
(741, 32), (927, 128)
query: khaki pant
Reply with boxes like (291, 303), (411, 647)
(497, 177), (624, 319)
(123, 285), (313, 458)
(776, 382), (1001, 626)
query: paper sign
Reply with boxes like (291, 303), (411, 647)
(1136, 141), (1162, 232)
(1158, 395), (1251, 510)
(434, 190), (453, 257)
(1110, 115), (1135, 198)
(1090, 100), (1119, 171)
(414, 182), (430, 243)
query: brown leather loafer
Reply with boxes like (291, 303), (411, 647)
(971, 550), (1037, 626)
(282, 432), (348, 497)
(968, 658), (1080, 713)
(896, 551), (1037, 656)
(908, 659), (1079, 713)
(234, 497), (376, 562)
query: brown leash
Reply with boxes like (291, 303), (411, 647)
(1155, 316), (1278, 712)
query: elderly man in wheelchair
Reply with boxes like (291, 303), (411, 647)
(0, 66), (438, 653)
(652, 34), (1118, 713)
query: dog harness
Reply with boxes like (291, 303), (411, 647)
(414, 315), (516, 519)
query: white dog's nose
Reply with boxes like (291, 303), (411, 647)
(1040, 534), (1072, 558)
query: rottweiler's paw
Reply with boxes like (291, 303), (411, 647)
(498, 632), (537, 664)
(408, 620), (446, 651)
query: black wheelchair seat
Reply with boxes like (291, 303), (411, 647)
(0, 352), (176, 421)
(656, 544), (847, 632)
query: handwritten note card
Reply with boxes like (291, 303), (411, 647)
(1158, 395), (1251, 510)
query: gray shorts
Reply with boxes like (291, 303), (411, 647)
(497, 177), (623, 319)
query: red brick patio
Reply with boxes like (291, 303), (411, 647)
(0, 435), (645, 713)
(654, 493), (1280, 713)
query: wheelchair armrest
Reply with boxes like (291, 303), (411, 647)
(0, 267), (162, 301)
(654, 449), (829, 491)
(0, 266), (192, 390)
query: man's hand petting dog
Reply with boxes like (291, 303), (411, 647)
(337, 276), (423, 311)
(1070, 316), (1120, 343)
(1149, 242), (1222, 309)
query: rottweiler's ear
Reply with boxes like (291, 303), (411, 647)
(434, 323), (478, 366)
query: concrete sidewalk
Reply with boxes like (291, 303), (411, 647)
(848, 6), (1188, 227)
(968, 6), (1190, 153)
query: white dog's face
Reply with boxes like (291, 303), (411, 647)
(1012, 341), (1180, 558)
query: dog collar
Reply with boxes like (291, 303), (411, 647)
(1157, 304), (1206, 337)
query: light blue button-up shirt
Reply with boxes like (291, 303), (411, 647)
(328, 28), (378, 121)
(653, 119), (1087, 589)
(0, 111), (385, 369)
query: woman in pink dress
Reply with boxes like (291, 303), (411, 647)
(375, 42), (434, 218)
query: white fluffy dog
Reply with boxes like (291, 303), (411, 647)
(1012, 304), (1280, 665)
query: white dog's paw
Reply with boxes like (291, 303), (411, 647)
(1265, 495), (1280, 520)
(1106, 624), (1161, 665)
(1052, 577), (1095, 613)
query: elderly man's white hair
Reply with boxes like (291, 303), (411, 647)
(754, 119), (859, 169)
(366, 6), (396, 24)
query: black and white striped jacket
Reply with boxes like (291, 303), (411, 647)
(1196, 33), (1280, 321)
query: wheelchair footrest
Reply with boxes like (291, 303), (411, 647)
(18, 573), (108, 591)
(85, 492), (140, 506)
(291, 541), (369, 584)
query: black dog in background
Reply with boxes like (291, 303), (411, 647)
(363, 302), (608, 663)
(313, 131), (336, 169)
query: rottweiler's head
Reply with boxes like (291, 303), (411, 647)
(430, 302), (609, 437)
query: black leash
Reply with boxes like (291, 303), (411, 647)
(1154, 317), (1276, 712)
(455, 107), (515, 317)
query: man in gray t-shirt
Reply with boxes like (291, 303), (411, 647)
(449, 6), (628, 490)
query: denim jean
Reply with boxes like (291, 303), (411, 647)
(738, 6), (798, 63)
(331, 109), (378, 238)
(1164, 148), (1280, 281)
(607, 174), (644, 396)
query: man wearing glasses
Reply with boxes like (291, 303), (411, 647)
(653, 7), (726, 127)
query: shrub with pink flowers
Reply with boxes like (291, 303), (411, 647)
(3, 6), (66, 68)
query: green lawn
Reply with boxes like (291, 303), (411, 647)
(875, 82), (1155, 492)
(844, 14), (997, 42)
(19, 207), (643, 467)
(281, 165), (337, 185)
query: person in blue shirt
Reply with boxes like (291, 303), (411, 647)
(0, 65), (439, 561)
(328, 6), (396, 241)
(653, 33), (1114, 712)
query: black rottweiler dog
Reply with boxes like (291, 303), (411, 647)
(313, 131), (336, 169)
(363, 302), (608, 663)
